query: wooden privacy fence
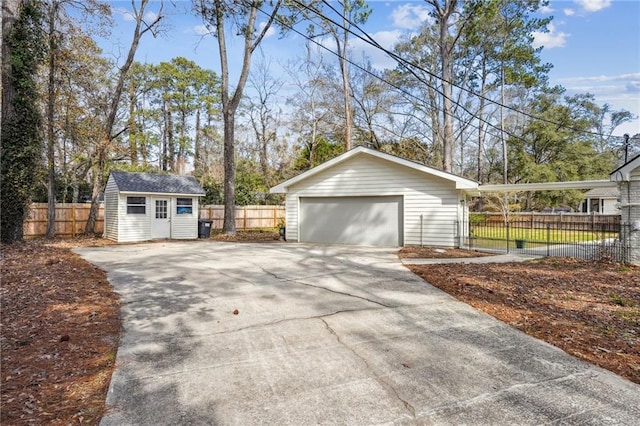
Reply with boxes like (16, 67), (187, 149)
(474, 212), (620, 231)
(199, 205), (285, 230)
(24, 203), (104, 238)
(24, 203), (285, 238)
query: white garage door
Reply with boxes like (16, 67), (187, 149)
(299, 196), (403, 246)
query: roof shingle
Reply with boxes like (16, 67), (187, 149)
(110, 171), (205, 195)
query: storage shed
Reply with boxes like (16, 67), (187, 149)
(270, 146), (478, 247)
(104, 171), (205, 243)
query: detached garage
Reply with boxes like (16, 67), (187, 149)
(104, 171), (205, 243)
(270, 146), (478, 247)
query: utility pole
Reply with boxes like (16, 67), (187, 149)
(623, 133), (630, 163)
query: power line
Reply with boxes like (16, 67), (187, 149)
(306, 0), (616, 139)
(254, 1), (536, 146)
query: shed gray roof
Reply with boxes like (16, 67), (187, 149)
(110, 171), (205, 195)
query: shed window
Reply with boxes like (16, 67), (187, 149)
(176, 198), (193, 214)
(126, 196), (146, 214)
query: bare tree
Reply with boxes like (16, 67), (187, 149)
(195, 0), (282, 235)
(43, 0), (111, 237)
(425, 0), (459, 173)
(85, 0), (162, 233)
(245, 52), (283, 185)
(299, 0), (370, 151)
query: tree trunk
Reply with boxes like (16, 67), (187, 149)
(194, 108), (201, 172)
(128, 82), (138, 165)
(477, 59), (487, 183)
(162, 100), (168, 170)
(222, 109), (236, 234)
(338, 31), (352, 151)
(85, 146), (106, 235)
(440, 15), (454, 173)
(167, 105), (174, 171)
(1, 0), (20, 124)
(500, 63), (508, 184)
(45, 0), (58, 238)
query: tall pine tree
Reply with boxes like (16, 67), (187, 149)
(1, 0), (46, 243)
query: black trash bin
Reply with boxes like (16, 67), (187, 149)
(198, 219), (212, 238)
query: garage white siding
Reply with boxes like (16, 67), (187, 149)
(300, 196), (402, 246)
(285, 155), (462, 246)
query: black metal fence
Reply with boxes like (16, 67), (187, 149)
(459, 214), (631, 262)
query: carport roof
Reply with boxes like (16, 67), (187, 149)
(270, 146), (478, 193)
(110, 171), (205, 195)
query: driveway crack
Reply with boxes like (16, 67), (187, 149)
(256, 264), (392, 308)
(418, 371), (595, 418)
(320, 318), (416, 419)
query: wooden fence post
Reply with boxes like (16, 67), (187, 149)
(243, 207), (247, 230)
(72, 205), (76, 237)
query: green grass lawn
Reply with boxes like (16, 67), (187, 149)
(470, 226), (619, 244)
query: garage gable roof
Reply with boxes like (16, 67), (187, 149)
(611, 153), (640, 182)
(270, 146), (478, 193)
(110, 171), (205, 195)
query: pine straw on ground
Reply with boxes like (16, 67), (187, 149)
(406, 257), (640, 384)
(210, 230), (282, 242)
(1, 237), (120, 425)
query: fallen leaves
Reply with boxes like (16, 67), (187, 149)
(407, 257), (640, 384)
(1, 238), (120, 425)
(399, 246), (492, 259)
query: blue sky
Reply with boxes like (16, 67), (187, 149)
(102, 0), (640, 137)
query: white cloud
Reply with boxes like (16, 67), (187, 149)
(114, 7), (135, 22)
(193, 25), (210, 36)
(258, 22), (276, 38)
(390, 4), (431, 30)
(563, 8), (575, 16)
(574, 0), (612, 12)
(350, 30), (404, 70)
(114, 8), (159, 23)
(144, 11), (159, 22)
(532, 23), (569, 49)
(558, 73), (640, 135)
(539, 5), (554, 13)
(558, 73), (640, 84)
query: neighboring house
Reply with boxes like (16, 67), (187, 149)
(579, 187), (620, 214)
(104, 171), (205, 243)
(270, 146), (478, 247)
(611, 153), (640, 265)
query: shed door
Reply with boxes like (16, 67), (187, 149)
(299, 196), (403, 246)
(152, 198), (171, 239)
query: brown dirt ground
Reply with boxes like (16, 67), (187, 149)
(405, 256), (640, 384)
(399, 246), (493, 259)
(1, 237), (119, 425)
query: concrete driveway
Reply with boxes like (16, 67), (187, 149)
(75, 242), (640, 425)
